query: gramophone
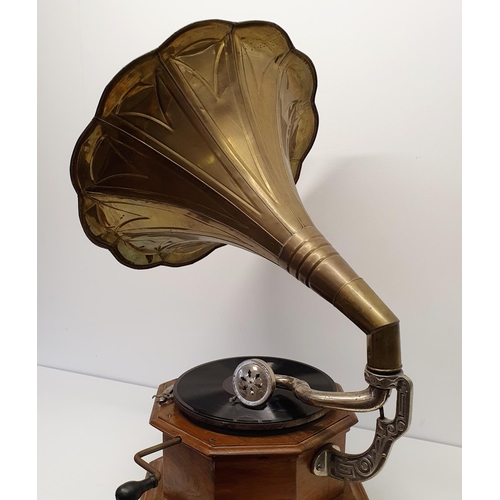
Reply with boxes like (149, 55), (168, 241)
(70, 20), (412, 500)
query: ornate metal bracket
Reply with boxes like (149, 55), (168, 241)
(312, 370), (413, 482)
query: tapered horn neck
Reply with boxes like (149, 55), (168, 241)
(276, 225), (401, 372)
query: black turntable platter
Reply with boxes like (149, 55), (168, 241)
(173, 356), (337, 431)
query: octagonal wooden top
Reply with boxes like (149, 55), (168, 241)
(150, 380), (358, 457)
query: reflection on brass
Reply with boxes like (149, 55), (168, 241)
(71, 20), (411, 421)
(71, 20), (318, 269)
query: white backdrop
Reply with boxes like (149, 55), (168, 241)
(38, 0), (461, 447)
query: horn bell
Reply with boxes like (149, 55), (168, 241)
(71, 20), (400, 372)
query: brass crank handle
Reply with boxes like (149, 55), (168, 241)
(115, 437), (181, 500)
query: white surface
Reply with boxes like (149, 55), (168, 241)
(38, 366), (461, 500)
(38, 0), (461, 447)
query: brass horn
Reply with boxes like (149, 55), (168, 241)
(71, 20), (412, 481)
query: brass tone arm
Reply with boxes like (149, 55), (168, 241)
(232, 359), (409, 415)
(275, 374), (389, 413)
